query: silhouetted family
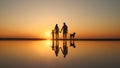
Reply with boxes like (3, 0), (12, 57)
(52, 22), (76, 40)
(53, 22), (68, 40)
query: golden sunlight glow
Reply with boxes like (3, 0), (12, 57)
(46, 40), (52, 47)
(45, 31), (51, 39)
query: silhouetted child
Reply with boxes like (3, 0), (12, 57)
(51, 30), (54, 40)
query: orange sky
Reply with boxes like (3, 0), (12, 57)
(0, 0), (120, 39)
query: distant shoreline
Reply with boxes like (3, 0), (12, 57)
(0, 38), (45, 40)
(0, 38), (120, 41)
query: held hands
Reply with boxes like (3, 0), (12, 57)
(60, 30), (62, 33)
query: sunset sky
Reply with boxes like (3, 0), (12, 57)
(0, 0), (120, 39)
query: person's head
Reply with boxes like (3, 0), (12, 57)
(56, 24), (58, 26)
(52, 29), (54, 32)
(63, 22), (66, 25)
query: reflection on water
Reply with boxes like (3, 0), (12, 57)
(61, 40), (68, 58)
(51, 40), (76, 58)
(54, 40), (60, 56)
(70, 40), (76, 48)
(0, 40), (120, 68)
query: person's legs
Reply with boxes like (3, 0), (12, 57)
(56, 34), (59, 40)
(57, 34), (59, 39)
(63, 33), (67, 39)
(52, 34), (54, 40)
(56, 34), (59, 39)
(65, 33), (67, 39)
(63, 34), (65, 39)
(64, 33), (67, 39)
(55, 34), (57, 40)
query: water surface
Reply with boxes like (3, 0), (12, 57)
(0, 40), (120, 68)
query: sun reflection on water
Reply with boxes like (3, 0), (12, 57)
(46, 40), (52, 47)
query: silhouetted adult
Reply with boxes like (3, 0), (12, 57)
(60, 22), (68, 39)
(54, 24), (59, 40)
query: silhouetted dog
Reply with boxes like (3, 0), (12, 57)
(70, 32), (76, 39)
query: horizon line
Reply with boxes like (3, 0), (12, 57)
(0, 38), (120, 41)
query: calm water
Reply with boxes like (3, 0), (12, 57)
(0, 40), (120, 68)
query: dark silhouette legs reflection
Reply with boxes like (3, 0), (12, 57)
(51, 40), (76, 58)
(55, 40), (60, 56)
(60, 40), (68, 58)
(51, 39), (60, 56)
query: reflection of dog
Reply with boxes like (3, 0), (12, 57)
(70, 32), (76, 39)
(70, 41), (76, 48)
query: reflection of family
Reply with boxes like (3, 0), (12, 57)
(52, 22), (68, 40)
(52, 40), (68, 58)
(51, 39), (76, 58)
